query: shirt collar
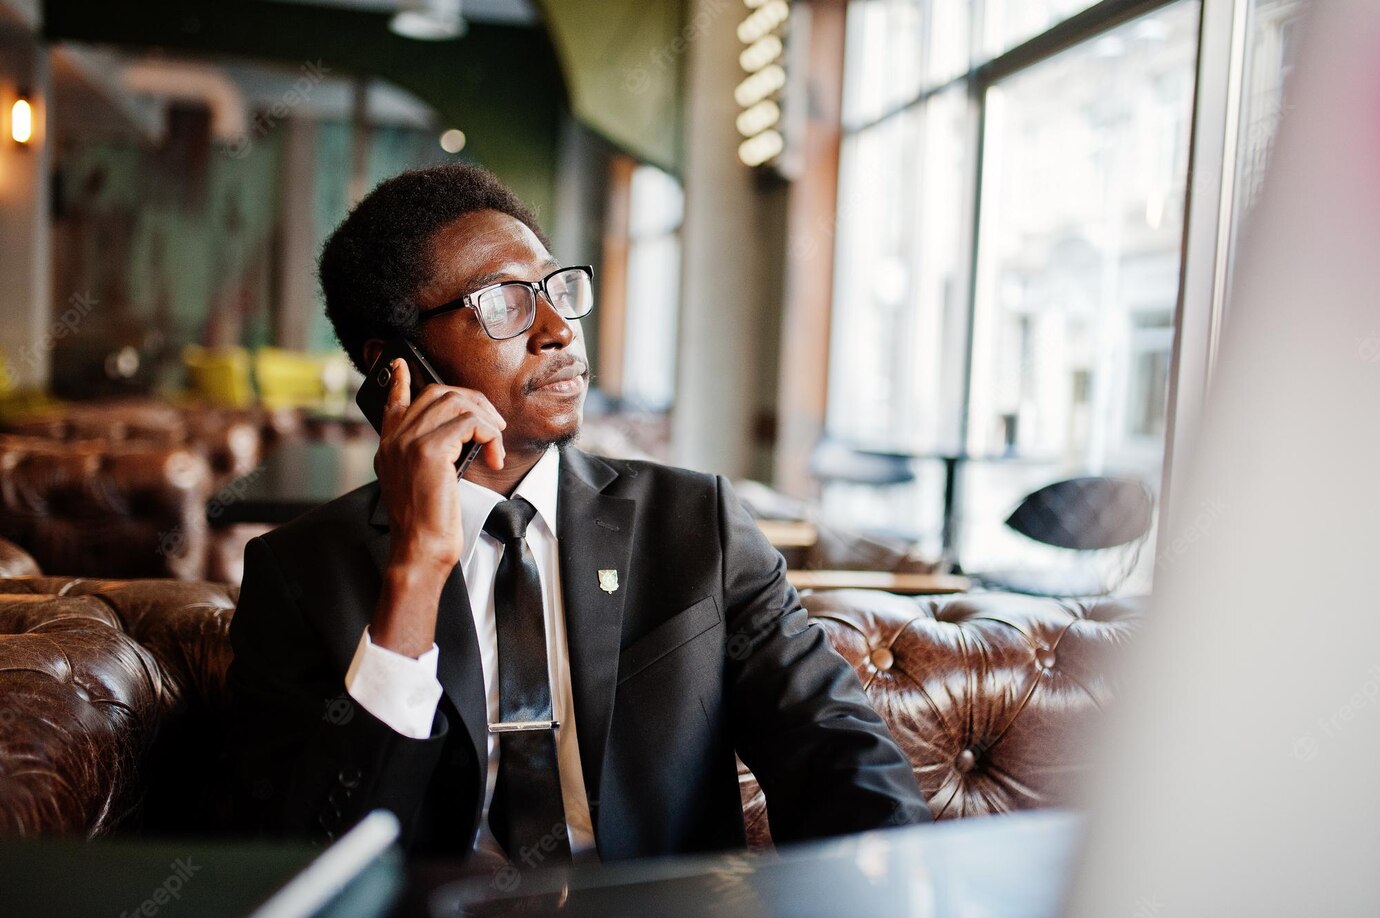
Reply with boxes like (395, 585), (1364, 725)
(457, 445), (561, 565)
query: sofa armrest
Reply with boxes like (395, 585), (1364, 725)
(0, 594), (168, 836)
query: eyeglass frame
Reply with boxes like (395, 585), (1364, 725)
(415, 264), (595, 340)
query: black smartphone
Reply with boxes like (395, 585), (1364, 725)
(355, 337), (484, 479)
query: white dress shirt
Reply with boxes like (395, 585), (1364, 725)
(344, 446), (596, 859)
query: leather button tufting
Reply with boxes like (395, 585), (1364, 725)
(955, 748), (978, 773)
(1037, 649), (1057, 669)
(870, 648), (894, 671)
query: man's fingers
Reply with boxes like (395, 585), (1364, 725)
(424, 416), (506, 469)
(482, 437), (505, 471)
(417, 385), (506, 432)
(402, 386), (506, 437)
(381, 358), (410, 433)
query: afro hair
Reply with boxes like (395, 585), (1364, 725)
(319, 162), (549, 373)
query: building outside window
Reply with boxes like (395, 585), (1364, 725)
(826, 0), (1203, 585)
(1226, 0), (1309, 298)
(621, 163), (684, 411)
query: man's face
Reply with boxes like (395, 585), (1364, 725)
(413, 209), (589, 452)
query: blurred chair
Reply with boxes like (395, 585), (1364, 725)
(182, 345), (253, 408)
(809, 437), (927, 546)
(253, 347), (325, 410)
(2, 399), (261, 489)
(0, 435), (213, 580)
(809, 437), (915, 488)
(975, 476), (1155, 597)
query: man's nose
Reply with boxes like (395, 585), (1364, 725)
(529, 294), (576, 349)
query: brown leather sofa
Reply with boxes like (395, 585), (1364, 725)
(0, 572), (238, 836)
(0, 401), (373, 583)
(3, 399), (263, 488)
(0, 435), (214, 580)
(0, 549), (1140, 846)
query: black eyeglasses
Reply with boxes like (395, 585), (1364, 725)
(416, 265), (595, 341)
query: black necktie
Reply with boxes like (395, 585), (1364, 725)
(483, 497), (571, 867)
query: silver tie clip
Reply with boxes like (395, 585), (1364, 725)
(488, 720), (560, 734)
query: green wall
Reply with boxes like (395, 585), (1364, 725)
(42, 0), (565, 220)
(50, 119), (455, 392)
(309, 122), (454, 351)
(537, 0), (686, 175)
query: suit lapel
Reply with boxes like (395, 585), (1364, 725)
(365, 493), (488, 786)
(557, 449), (635, 835)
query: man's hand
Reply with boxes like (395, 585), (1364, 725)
(369, 357), (506, 657)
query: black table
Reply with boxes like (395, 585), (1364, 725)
(0, 810), (1080, 917)
(413, 810), (1082, 918)
(211, 439), (379, 526)
(0, 835), (400, 918)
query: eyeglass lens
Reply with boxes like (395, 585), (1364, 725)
(473, 268), (593, 339)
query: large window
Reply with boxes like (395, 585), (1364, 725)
(826, 0), (1203, 582)
(621, 164), (683, 410)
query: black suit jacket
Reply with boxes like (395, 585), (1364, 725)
(227, 448), (929, 860)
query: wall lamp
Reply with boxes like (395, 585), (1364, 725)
(390, 0), (466, 40)
(11, 90), (32, 145)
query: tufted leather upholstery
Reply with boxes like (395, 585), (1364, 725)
(0, 436), (213, 580)
(0, 556), (1141, 846)
(0, 575), (237, 836)
(0, 591), (167, 835)
(739, 589), (1141, 846)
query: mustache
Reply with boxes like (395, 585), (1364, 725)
(526, 356), (589, 392)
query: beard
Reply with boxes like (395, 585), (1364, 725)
(534, 426), (581, 453)
(540, 427), (579, 452)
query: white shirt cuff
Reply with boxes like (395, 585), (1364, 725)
(344, 627), (443, 740)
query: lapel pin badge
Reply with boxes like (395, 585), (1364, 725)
(598, 569), (619, 594)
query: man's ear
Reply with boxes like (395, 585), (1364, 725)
(362, 337), (386, 371)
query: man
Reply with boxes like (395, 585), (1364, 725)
(227, 163), (928, 867)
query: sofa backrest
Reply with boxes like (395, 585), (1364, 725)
(738, 588), (1141, 845)
(0, 575), (1141, 845)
